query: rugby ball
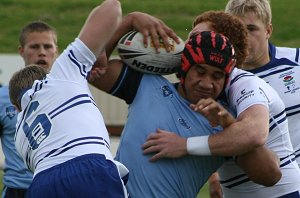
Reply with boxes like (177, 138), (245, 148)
(117, 30), (185, 75)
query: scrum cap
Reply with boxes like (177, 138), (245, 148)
(178, 31), (236, 85)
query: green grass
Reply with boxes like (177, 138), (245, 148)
(0, 0), (299, 53)
(197, 183), (210, 198)
(0, 0), (299, 197)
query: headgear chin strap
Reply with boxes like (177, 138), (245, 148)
(178, 31), (236, 85)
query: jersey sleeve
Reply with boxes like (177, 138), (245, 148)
(227, 74), (269, 116)
(48, 38), (96, 84)
(109, 63), (143, 104)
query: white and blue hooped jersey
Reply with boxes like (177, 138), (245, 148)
(249, 43), (300, 166)
(15, 39), (113, 177)
(218, 68), (300, 198)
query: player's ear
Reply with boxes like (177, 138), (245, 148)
(55, 45), (59, 57)
(266, 24), (273, 39)
(18, 46), (25, 57)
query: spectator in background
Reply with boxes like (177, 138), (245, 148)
(0, 21), (58, 197)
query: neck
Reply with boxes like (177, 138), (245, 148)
(242, 53), (270, 70)
(242, 43), (271, 70)
(177, 83), (185, 98)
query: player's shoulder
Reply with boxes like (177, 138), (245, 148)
(228, 68), (256, 85)
(274, 45), (298, 54)
(138, 74), (174, 94)
(225, 68), (268, 97)
(272, 44), (299, 63)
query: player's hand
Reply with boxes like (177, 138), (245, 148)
(208, 173), (223, 198)
(142, 128), (188, 161)
(190, 98), (235, 128)
(129, 12), (180, 52)
(88, 51), (107, 82)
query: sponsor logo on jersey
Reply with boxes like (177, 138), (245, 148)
(6, 106), (17, 119)
(236, 89), (255, 106)
(178, 118), (191, 129)
(283, 75), (293, 82)
(282, 74), (299, 94)
(161, 85), (173, 97)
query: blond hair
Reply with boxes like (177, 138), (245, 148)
(225, 0), (272, 27)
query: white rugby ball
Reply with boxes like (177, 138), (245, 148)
(117, 30), (185, 75)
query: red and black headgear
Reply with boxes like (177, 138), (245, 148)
(178, 31), (236, 85)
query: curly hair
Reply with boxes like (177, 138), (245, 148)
(192, 11), (248, 66)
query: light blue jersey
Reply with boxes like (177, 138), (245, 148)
(249, 43), (300, 166)
(114, 71), (225, 198)
(0, 86), (33, 192)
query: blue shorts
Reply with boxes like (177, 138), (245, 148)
(279, 191), (300, 198)
(26, 154), (126, 198)
(2, 186), (26, 198)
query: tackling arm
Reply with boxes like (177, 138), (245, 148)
(191, 100), (281, 186)
(208, 104), (269, 156)
(236, 146), (281, 186)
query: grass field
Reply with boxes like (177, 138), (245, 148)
(0, 0), (299, 197)
(0, 0), (300, 53)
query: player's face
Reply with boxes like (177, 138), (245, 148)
(19, 31), (58, 71)
(239, 12), (272, 68)
(184, 64), (225, 104)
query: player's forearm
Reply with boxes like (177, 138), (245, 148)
(186, 120), (251, 156)
(208, 121), (265, 156)
(187, 120), (266, 156)
(209, 105), (269, 156)
(219, 112), (235, 128)
(236, 146), (281, 186)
